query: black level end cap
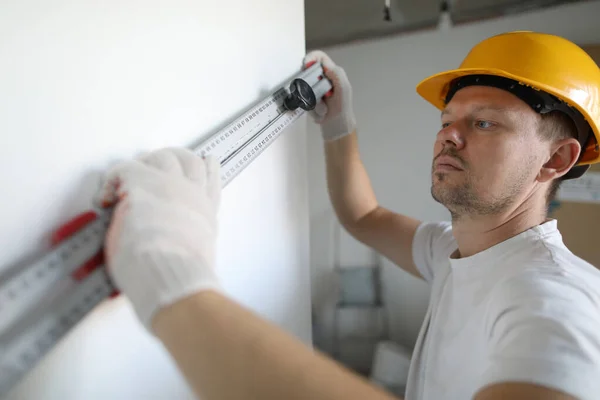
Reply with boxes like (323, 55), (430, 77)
(284, 78), (316, 111)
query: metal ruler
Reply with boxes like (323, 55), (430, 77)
(0, 61), (332, 397)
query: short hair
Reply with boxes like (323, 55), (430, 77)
(537, 111), (579, 208)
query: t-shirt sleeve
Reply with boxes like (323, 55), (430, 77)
(411, 220), (455, 283)
(479, 272), (600, 399)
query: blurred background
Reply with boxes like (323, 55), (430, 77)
(304, 0), (600, 396)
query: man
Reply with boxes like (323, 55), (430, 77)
(97, 31), (600, 399)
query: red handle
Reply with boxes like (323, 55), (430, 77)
(51, 210), (120, 298)
(51, 211), (98, 246)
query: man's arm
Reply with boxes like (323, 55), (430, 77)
(474, 382), (576, 400)
(153, 289), (401, 400)
(97, 147), (402, 400)
(324, 132), (422, 278)
(304, 50), (423, 279)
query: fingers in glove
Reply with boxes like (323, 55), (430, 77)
(303, 50), (336, 71)
(137, 148), (186, 176)
(92, 179), (113, 209)
(310, 100), (328, 122)
(93, 163), (134, 209)
(170, 149), (222, 209)
(95, 148), (193, 205)
(169, 147), (209, 183)
(324, 65), (350, 91)
(94, 148), (167, 209)
(105, 162), (141, 198)
(93, 147), (219, 211)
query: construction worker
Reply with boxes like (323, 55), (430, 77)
(96, 31), (600, 399)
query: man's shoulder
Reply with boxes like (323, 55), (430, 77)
(481, 251), (600, 400)
(489, 248), (600, 322)
(497, 221), (600, 291)
(411, 220), (457, 282)
(414, 220), (456, 253)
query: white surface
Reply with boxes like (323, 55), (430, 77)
(557, 171), (600, 204)
(307, 0), (600, 352)
(0, 0), (311, 399)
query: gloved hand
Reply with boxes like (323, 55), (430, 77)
(303, 50), (356, 141)
(94, 147), (222, 331)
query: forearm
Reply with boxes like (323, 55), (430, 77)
(153, 290), (399, 400)
(325, 132), (379, 227)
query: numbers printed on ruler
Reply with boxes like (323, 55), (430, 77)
(195, 94), (287, 165)
(0, 213), (111, 335)
(221, 107), (303, 186)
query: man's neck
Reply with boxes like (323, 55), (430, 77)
(450, 199), (548, 259)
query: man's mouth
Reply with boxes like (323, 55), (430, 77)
(434, 155), (464, 171)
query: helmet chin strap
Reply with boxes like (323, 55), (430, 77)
(444, 74), (592, 180)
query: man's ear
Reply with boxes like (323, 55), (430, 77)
(537, 138), (581, 183)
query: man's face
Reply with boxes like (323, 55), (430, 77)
(431, 85), (544, 218)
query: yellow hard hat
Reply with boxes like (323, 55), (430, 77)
(416, 31), (600, 179)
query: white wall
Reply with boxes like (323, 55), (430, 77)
(308, 0), (600, 359)
(0, 1), (311, 399)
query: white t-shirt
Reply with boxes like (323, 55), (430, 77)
(404, 219), (600, 400)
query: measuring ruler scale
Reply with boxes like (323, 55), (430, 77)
(0, 61), (332, 397)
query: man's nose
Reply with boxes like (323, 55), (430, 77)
(437, 123), (465, 150)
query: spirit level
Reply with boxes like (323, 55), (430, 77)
(0, 61), (332, 397)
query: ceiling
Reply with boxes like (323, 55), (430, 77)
(305, 0), (591, 49)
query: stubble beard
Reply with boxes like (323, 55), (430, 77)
(430, 169), (523, 221)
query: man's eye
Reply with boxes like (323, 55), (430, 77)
(441, 122), (451, 128)
(476, 120), (494, 129)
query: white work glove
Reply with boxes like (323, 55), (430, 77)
(303, 50), (357, 141)
(94, 147), (222, 331)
